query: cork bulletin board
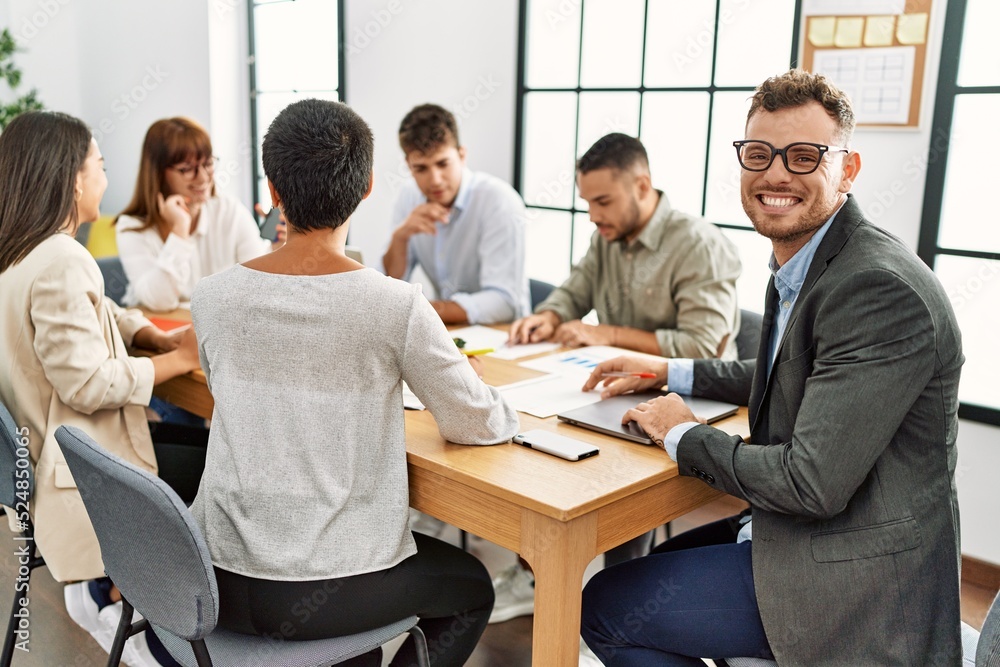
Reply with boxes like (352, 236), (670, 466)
(799, 0), (933, 128)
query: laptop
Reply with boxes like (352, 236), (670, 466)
(557, 391), (739, 445)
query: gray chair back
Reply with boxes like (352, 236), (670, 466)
(979, 590), (1000, 666)
(0, 399), (31, 510)
(736, 309), (763, 360)
(54, 425), (219, 641)
(529, 279), (556, 311)
(96, 256), (129, 307)
(54, 425), (430, 667)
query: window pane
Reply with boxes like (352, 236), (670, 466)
(644, 0), (716, 88)
(253, 0), (339, 92)
(525, 209), (573, 286)
(255, 91), (340, 178)
(938, 94), (1000, 254)
(714, 0), (795, 87)
(579, 0), (645, 88)
(704, 91), (754, 224)
(640, 92), (710, 215)
(525, 0), (582, 88)
(576, 92), (641, 209)
(934, 255), (1000, 410)
(958, 0), (1000, 86)
(522, 93), (578, 210)
(572, 212), (595, 265)
(721, 227), (773, 314)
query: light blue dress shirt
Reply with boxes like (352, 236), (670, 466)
(662, 200), (845, 543)
(390, 169), (531, 324)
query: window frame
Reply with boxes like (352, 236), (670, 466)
(512, 0), (804, 276)
(916, 0), (1000, 426)
(246, 0), (347, 208)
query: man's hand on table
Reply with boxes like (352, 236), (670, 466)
(582, 356), (668, 398)
(508, 310), (561, 345)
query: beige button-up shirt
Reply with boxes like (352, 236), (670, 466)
(537, 193), (742, 359)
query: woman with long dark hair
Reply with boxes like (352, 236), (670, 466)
(0, 111), (205, 666)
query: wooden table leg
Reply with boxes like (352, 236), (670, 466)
(520, 509), (598, 667)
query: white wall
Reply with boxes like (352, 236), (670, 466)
(2, 0), (997, 565)
(5, 0), (223, 213)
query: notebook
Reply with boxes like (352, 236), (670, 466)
(557, 391), (739, 445)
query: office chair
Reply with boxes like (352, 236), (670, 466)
(54, 425), (430, 667)
(0, 399), (46, 667)
(529, 278), (556, 310)
(735, 309), (763, 360)
(95, 256), (128, 307)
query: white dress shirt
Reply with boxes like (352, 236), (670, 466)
(116, 194), (270, 311)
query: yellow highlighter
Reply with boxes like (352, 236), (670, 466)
(461, 348), (494, 357)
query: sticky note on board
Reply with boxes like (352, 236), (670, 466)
(896, 13), (929, 45)
(864, 15), (896, 46)
(834, 17), (865, 47)
(808, 17), (837, 47)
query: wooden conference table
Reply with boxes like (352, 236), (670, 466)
(148, 309), (749, 667)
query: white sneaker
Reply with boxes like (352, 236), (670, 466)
(488, 563), (535, 624)
(65, 581), (118, 652)
(579, 637), (603, 666)
(97, 604), (160, 666)
(64, 581), (102, 634)
(408, 509), (447, 538)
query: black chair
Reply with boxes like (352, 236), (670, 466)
(95, 256), (128, 307)
(529, 279), (556, 311)
(0, 400), (45, 667)
(54, 425), (429, 667)
(735, 309), (763, 360)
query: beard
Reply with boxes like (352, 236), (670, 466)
(612, 197), (644, 243)
(741, 187), (839, 246)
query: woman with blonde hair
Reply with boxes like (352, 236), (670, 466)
(0, 111), (205, 666)
(116, 117), (278, 311)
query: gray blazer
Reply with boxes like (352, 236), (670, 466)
(681, 196), (964, 665)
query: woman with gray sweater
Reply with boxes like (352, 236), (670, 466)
(190, 99), (519, 667)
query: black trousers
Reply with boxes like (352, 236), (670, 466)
(214, 532), (495, 667)
(148, 421), (209, 503)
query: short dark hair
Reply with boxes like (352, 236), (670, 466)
(398, 104), (460, 155)
(0, 111), (91, 272)
(576, 133), (649, 176)
(262, 99), (374, 231)
(748, 69), (856, 144)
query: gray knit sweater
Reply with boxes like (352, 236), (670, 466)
(190, 265), (519, 581)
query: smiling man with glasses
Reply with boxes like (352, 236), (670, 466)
(580, 69), (964, 666)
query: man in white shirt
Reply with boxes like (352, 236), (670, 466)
(382, 104), (530, 324)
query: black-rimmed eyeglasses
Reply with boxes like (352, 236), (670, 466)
(733, 140), (849, 175)
(168, 156), (219, 180)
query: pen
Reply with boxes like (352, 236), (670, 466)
(601, 371), (658, 378)
(461, 348), (495, 356)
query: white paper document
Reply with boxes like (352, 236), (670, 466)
(519, 346), (665, 378)
(402, 383), (425, 410)
(498, 375), (604, 419)
(489, 341), (561, 360)
(446, 325), (511, 353)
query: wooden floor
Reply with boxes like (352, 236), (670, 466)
(0, 495), (995, 666)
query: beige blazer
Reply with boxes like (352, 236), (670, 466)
(0, 234), (157, 582)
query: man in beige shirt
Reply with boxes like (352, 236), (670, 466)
(509, 133), (742, 359)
